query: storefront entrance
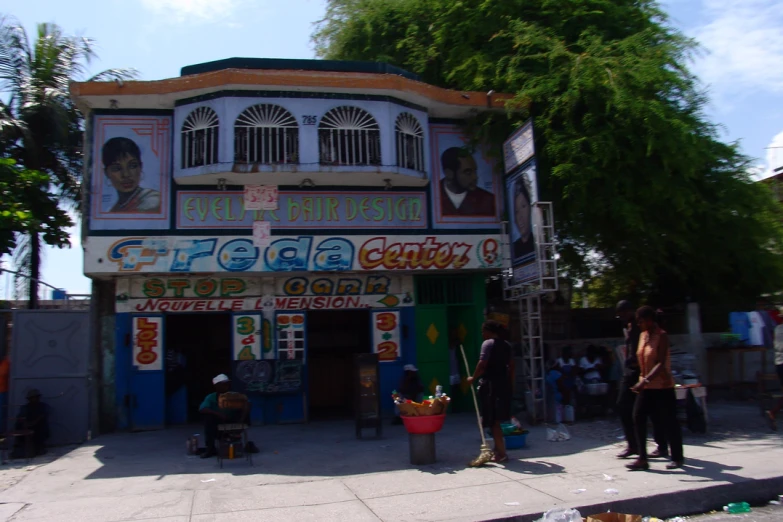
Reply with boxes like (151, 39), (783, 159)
(307, 310), (371, 420)
(165, 313), (232, 423)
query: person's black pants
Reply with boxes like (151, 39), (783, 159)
(633, 388), (684, 462)
(618, 372), (667, 453)
(202, 412), (251, 453)
(12, 423), (48, 456)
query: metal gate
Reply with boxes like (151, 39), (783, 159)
(9, 310), (91, 445)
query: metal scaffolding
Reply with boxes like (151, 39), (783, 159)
(502, 201), (558, 424)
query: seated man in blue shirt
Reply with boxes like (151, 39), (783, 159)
(199, 374), (258, 458)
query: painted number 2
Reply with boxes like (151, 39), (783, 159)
(375, 312), (399, 361)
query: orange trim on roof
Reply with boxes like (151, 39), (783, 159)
(70, 68), (514, 109)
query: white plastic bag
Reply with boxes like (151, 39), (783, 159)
(547, 423), (571, 442)
(538, 507), (583, 522)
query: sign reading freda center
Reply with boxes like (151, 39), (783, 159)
(88, 234), (502, 275)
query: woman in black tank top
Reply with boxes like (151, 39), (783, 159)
(467, 320), (514, 463)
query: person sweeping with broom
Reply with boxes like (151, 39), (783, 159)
(466, 320), (514, 464)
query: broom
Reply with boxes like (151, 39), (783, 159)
(460, 344), (494, 467)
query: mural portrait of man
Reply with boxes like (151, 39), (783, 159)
(439, 147), (496, 217)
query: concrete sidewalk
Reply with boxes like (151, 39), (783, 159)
(0, 402), (780, 522)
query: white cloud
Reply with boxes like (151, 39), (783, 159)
(687, 0), (783, 101)
(139, 0), (241, 22)
(756, 130), (783, 180)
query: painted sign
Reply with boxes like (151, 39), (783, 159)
(233, 314), (263, 360)
(86, 234), (502, 275)
(372, 311), (401, 362)
(507, 160), (540, 284)
(132, 316), (163, 371)
(503, 120), (535, 175)
(276, 274), (413, 310)
(127, 277), (261, 299)
(276, 313), (305, 361)
(117, 295), (407, 313)
(430, 124), (501, 229)
(176, 190), (427, 229)
(91, 115), (171, 230)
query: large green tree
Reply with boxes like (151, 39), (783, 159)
(314, 0), (783, 306)
(0, 16), (136, 307)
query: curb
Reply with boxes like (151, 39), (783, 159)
(485, 476), (783, 522)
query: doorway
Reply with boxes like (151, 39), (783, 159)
(307, 310), (371, 419)
(165, 313), (232, 423)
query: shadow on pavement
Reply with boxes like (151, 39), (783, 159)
(80, 413), (603, 480)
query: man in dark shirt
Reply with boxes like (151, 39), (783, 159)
(616, 301), (667, 459)
(11, 389), (49, 458)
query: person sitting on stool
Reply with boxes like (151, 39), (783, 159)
(199, 374), (259, 459)
(11, 389), (49, 459)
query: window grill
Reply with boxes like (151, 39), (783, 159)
(318, 106), (381, 166)
(234, 104), (299, 164)
(416, 277), (473, 305)
(395, 113), (425, 172)
(181, 106), (219, 169)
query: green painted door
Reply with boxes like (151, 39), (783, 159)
(414, 306), (449, 400)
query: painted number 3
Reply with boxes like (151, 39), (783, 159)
(375, 313), (397, 331)
(375, 313), (398, 361)
(237, 317), (255, 335)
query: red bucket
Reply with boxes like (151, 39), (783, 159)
(401, 414), (446, 434)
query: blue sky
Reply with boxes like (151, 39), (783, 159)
(1, 0), (782, 299)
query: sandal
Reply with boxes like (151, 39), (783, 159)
(766, 410), (777, 432)
(626, 459), (649, 471)
(492, 454), (509, 463)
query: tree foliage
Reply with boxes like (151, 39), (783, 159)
(0, 158), (72, 256)
(0, 16), (137, 306)
(314, 0), (783, 305)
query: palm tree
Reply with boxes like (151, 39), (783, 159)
(0, 16), (137, 308)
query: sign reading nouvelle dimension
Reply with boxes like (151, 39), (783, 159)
(177, 190), (427, 229)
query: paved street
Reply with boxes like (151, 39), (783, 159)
(0, 402), (780, 522)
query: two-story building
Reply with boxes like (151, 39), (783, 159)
(71, 58), (515, 431)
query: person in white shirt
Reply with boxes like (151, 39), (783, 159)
(765, 323), (783, 430)
(579, 345), (604, 383)
(553, 346), (577, 405)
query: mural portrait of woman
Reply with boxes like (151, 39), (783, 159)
(91, 115), (171, 230)
(102, 137), (161, 213)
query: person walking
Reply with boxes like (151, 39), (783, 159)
(615, 301), (668, 459)
(467, 320), (514, 463)
(626, 306), (684, 471)
(764, 321), (783, 430)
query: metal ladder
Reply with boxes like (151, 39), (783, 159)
(502, 202), (559, 424)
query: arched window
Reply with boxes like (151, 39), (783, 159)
(395, 113), (424, 172)
(181, 106), (219, 169)
(318, 106), (381, 166)
(234, 104), (299, 164)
